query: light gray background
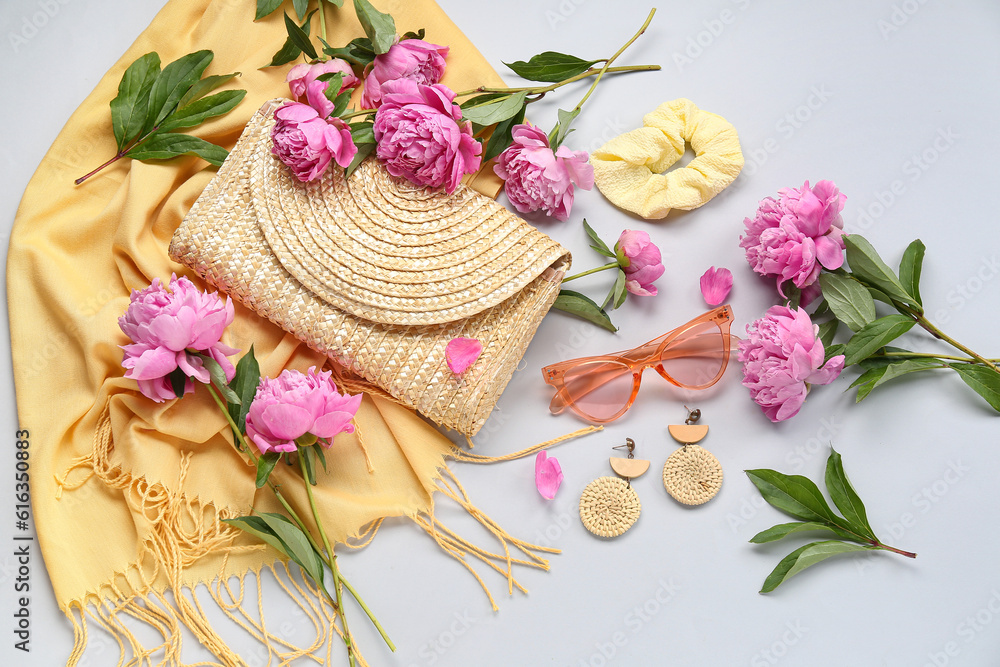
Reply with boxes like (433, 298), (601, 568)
(3, 1), (1000, 665)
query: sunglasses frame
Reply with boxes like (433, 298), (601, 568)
(541, 305), (734, 424)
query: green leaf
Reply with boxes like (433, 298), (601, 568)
(284, 11), (318, 60)
(345, 142), (376, 179)
(146, 50), (214, 131)
(459, 92), (528, 127)
(168, 366), (187, 399)
(459, 93), (507, 110)
(548, 107), (581, 150)
(612, 269), (627, 309)
(816, 319), (839, 349)
(292, 0), (309, 20)
(843, 314), (916, 366)
(323, 0), (344, 7)
(126, 132), (229, 166)
(197, 354), (242, 404)
(850, 357), (939, 401)
(110, 52), (161, 151)
(844, 235), (919, 310)
(949, 363), (1000, 412)
(314, 443), (328, 471)
(255, 451), (280, 488)
(744, 469), (835, 523)
(401, 28), (425, 41)
(255, 0), (283, 20)
(222, 515), (290, 556)
(825, 448), (876, 540)
(824, 343), (846, 365)
(256, 512), (327, 589)
(583, 219), (614, 257)
(481, 103), (525, 162)
(349, 122), (375, 145)
(898, 239), (925, 308)
(158, 89), (246, 132)
(503, 51), (600, 82)
(760, 541), (874, 593)
(323, 37), (376, 68)
(749, 521), (855, 544)
(818, 273), (877, 333)
(552, 289), (617, 332)
(353, 0), (396, 55)
(228, 345), (260, 438)
(178, 72), (242, 108)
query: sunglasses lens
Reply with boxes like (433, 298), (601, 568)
(559, 359), (634, 422)
(658, 321), (726, 388)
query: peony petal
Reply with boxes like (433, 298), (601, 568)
(446, 337), (482, 374)
(699, 266), (733, 306)
(534, 451), (563, 500)
(260, 403), (315, 441)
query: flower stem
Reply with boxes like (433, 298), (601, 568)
(562, 262), (619, 283)
(876, 542), (917, 558)
(203, 383), (395, 652)
(911, 312), (998, 372)
(453, 64), (661, 98)
(319, 0), (329, 48)
(75, 152), (127, 185)
(340, 108), (376, 121)
(569, 9), (656, 116)
(872, 351), (1000, 364)
(300, 455), (357, 667)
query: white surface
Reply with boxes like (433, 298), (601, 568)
(3, 1), (1000, 665)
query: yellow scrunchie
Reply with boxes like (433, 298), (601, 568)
(590, 98), (744, 219)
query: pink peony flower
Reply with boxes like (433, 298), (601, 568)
(700, 266), (733, 306)
(361, 38), (449, 109)
(493, 123), (594, 222)
(740, 180), (846, 301)
(118, 274), (239, 403)
(534, 450), (563, 500)
(738, 305), (845, 422)
(446, 337), (482, 374)
(287, 59), (360, 103)
(271, 102), (358, 182)
(615, 230), (665, 296)
(245, 367), (363, 455)
(373, 79), (482, 193)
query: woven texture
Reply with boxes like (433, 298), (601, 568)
(662, 445), (723, 505)
(170, 100), (571, 436)
(579, 476), (641, 538)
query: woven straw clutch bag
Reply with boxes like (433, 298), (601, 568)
(169, 100), (571, 436)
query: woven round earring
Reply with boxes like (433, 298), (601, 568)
(663, 407), (723, 505)
(579, 438), (649, 538)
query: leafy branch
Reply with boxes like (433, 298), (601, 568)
(815, 234), (1000, 410)
(746, 448), (915, 593)
(76, 50), (246, 185)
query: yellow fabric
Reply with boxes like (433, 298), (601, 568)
(7, 0), (511, 651)
(590, 98), (744, 219)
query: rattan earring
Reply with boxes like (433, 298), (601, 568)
(579, 438), (649, 538)
(663, 407), (723, 505)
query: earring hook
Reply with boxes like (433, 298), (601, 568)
(612, 437), (636, 459)
(684, 406), (701, 425)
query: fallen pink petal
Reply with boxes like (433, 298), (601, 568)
(700, 266), (733, 306)
(446, 337), (482, 374)
(535, 450), (563, 499)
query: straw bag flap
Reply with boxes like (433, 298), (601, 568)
(170, 100), (571, 436)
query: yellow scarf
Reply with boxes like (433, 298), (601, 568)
(7, 1), (586, 664)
